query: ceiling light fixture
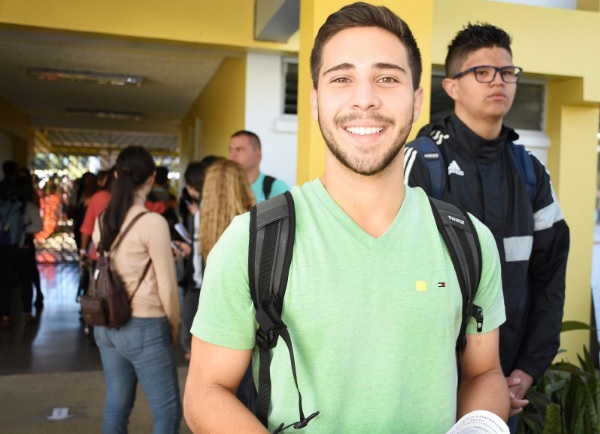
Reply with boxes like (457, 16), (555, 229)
(28, 68), (144, 86)
(65, 108), (144, 121)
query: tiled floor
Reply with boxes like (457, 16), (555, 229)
(0, 262), (192, 433)
(0, 263), (102, 375)
(0, 262), (188, 375)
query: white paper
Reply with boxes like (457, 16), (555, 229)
(174, 222), (192, 244)
(47, 407), (72, 421)
(446, 410), (509, 434)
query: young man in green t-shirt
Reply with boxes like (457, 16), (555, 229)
(184, 3), (510, 433)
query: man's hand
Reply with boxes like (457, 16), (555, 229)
(172, 240), (191, 259)
(506, 369), (533, 416)
(79, 250), (90, 268)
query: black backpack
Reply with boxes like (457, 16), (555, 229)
(248, 191), (483, 432)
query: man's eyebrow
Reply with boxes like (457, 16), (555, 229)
(322, 62), (407, 77)
(322, 63), (354, 77)
(374, 63), (407, 74)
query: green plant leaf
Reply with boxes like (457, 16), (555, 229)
(521, 410), (543, 433)
(561, 321), (595, 332)
(551, 363), (593, 381)
(583, 389), (599, 434)
(542, 404), (562, 434)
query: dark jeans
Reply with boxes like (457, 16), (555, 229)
(0, 245), (35, 316)
(180, 287), (200, 354)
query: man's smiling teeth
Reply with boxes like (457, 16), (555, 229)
(346, 126), (384, 135)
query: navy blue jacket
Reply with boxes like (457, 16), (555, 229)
(404, 114), (570, 381)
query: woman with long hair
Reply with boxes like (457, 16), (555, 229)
(92, 146), (181, 434)
(178, 155), (222, 360)
(196, 159), (256, 409)
(199, 159), (255, 261)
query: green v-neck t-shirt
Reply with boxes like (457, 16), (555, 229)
(192, 179), (505, 433)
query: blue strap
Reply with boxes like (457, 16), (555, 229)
(410, 136), (446, 200)
(508, 144), (537, 202)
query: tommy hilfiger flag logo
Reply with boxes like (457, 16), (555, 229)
(437, 282), (446, 288)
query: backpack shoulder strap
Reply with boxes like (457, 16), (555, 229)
(249, 191), (318, 432)
(101, 211), (150, 254)
(508, 143), (537, 202)
(262, 175), (276, 200)
(428, 198), (484, 364)
(409, 136), (446, 199)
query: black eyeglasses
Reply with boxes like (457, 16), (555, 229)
(452, 65), (523, 83)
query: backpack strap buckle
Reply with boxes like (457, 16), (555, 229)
(255, 296), (285, 350)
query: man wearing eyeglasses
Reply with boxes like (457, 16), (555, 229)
(405, 23), (570, 429)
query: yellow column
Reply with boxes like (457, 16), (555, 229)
(180, 56), (247, 163)
(296, 0), (433, 184)
(546, 78), (599, 362)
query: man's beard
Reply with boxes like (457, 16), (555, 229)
(319, 112), (414, 176)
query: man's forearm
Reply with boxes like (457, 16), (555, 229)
(457, 369), (510, 421)
(80, 233), (91, 252)
(184, 383), (268, 434)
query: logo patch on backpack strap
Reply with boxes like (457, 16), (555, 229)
(423, 152), (440, 160)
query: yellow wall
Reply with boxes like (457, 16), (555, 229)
(0, 0), (298, 53)
(547, 79), (599, 361)
(0, 96), (29, 140)
(296, 0), (434, 184)
(0, 96), (31, 166)
(180, 56), (246, 167)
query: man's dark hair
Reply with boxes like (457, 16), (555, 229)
(155, 166), (169, 185)
(184, 155), (223, 196)
(231, 130), (261, 150)
(2, 160), (17, 178)
(445, 23), (512, 78)
(310, 2), (422, 90)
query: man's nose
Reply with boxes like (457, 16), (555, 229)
(351, 81), (381, 111)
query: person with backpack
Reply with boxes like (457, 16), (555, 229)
(183, 3), (509, 433)
(0, 171), (43, 328)
(228, 130), (289, 203)
(92, 146), (181, 434)
(403, 24), (570, 428)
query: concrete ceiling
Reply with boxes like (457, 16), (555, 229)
(0, 1), (299, 157)
(0, 25), (230, 155)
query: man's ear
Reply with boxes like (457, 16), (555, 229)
(310, 88), (319, 121)
(412, 87), (424, 122)
(442, 78), (459, 102)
